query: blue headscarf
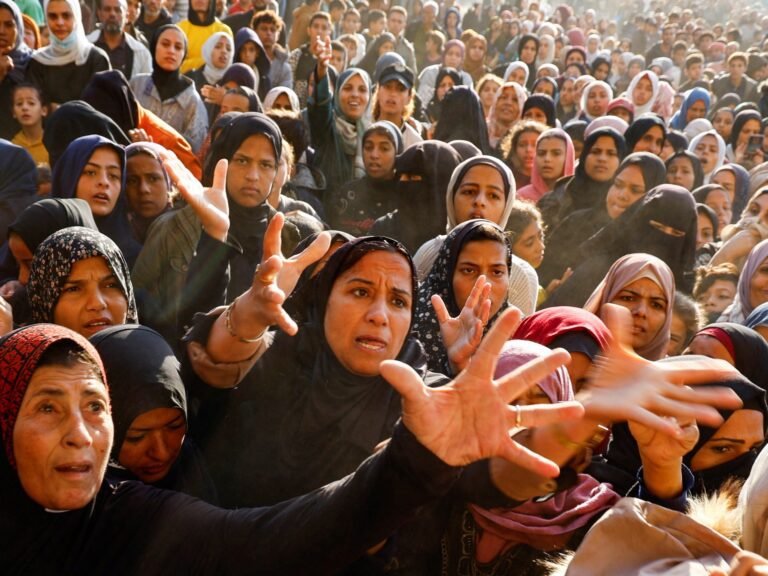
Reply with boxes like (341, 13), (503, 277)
(670, 88), (711, 130)
(0, 0), (32, 82)
(746, 302), (768, 330)
(51, 135), (141, 266)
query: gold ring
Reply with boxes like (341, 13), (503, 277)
(514, 404), (522, 428)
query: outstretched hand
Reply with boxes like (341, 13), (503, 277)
(578, 304), (742, 436)
(433, 275), (491, 373)
(236, 212), (331, 336)
(162, 151), (230, 242)
(381, 308), (584, 476)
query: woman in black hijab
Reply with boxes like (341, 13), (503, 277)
(432, 86), (492, 154)
(522, 94), (557, 128)
(539, 152), (667, 286)
(538, 127), (627, 230)
(90, 324), (218, 502)
(515, 33), (539, 91)
(426, 67), (463, 124)
(544, 184), (698, 308)
(0, 140), (38, 244)
(666, 150), (704, 192)
(624, 113), (667, 156)
(371, 140), (463, 252)
(357, 32), (398, 77)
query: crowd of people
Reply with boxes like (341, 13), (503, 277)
(4, 0), (768, 572)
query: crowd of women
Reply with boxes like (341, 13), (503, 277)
(5, 0), (768, 572)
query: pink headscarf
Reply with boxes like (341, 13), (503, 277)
(567, 28), (586, 47)
(584, 253), (675, 360)
(517, 128), (575, 203)
(468, 340), (620, 560)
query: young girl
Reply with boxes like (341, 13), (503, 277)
(11, 84), (48, 166)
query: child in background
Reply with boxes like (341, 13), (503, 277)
(11, 84), (48, 167)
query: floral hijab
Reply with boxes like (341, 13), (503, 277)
(27, 227), (138, 325)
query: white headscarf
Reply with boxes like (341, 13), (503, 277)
(263, 87), (301, 113)
(537, 34), (555, 65)
(33, 0), (92, 66)
(688, 130), (727, 183)
(503, 61), (530, 86)
(626, 70), (660, 116)
(579, 80), (613, 121)
(201, 32), (234, 85)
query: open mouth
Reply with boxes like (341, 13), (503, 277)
(55, 463), (92, 475)
(356, 336), (386, 351)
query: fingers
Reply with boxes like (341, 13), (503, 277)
(255, 254), (282, 288)
(212, 158), (228, 192)
(380, 360), (430, 405)
(730, 551), (768, 576)
(464, 275), (488, 313)
(600, 303), (634, 356)
(505, 401), (584, 430)
(496, 348), (571, 403)
(497, 436), (561, 478)
(289, 231), (332, 270)
(659, 357), (742, 386)
(470, 307), (523, 377)
(262, 212), (285, 262)
(432, 294), (450, 325)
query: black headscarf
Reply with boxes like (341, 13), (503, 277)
(0, 140), (37, 202)
(449, 140), (482, 160)
(696, 323), (768, 393)
(432, 86), (492, 154)
(617, 151), (668, 195)
(187, 0), (215, 26)
(150, 25), (193, 101)
(729, 109), (762, 149)
(233, 27), (272, 100)
(413, 219), (511, 373)
(81, 70), (140, 136)
(522, 93), (557, 127)
(516, 33), (539, 90)
(371, 140), (463, 252)
(624, 113), (667, 153)
(50, 135), (141, 266)
(532, 76), (559, 100)
(357, 32), (397, 77)
(666, 150), (704, 191)
(42, 101), (130, 169)
(426, 67), (463, 123)
(8, 198), (97, 251)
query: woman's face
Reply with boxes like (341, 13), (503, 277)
(13, 362), (112, 510)
(696, 212), (715, 248)
(511, 219), (544, 268)
(436, 75), (456, 101)
(533, 81), (554, 97)
(339, 74), (369, 121)
(605, 164), (646, 219)
(593, 63), (609, 81)
(697, 279), (736, 315)
(632, 76), (653, 106)
(712, 110), (734, 141)
(324, 250), (412, 377)
(378, 40), (394, 55)
(704, 188), (732, 230)
(737, 118), (762, 149)
(453, 164), (506, 224)
(271, 92), (292, 111)
(76, 147), (122, 218)
(586, 85), (610, 118)
(211, 36), (231, 68)
(608, 277), (668, 352)
(468, 42), (485, 63)
(744, 194), (768, 227)
(522, 106), (548, 124)
(749, 256), (768, 310)
(520, 39), (537, 64)
(8, 233), (33, 285)
(694, 134), (720, 174)
(515, 130), (538, 176)
(53, 256), (129, 338)
(443, 45), (463, 68)
(125, 153), (170, 220)
(238, 41), (258, 66)
(495, 86), (519, 123)
(584, 135), (620, 182)
(667, 156), (696, 190)
(688, 409), (764, 472)
(155, 28), (185, 72)
(452, 239), (509, 317)
(633, 125), (665, 155)
(479, 80), (500, 110)
(363, 133), (396, 180)
(0, 6), (18, 53)
(559, 79), (575, 106)
(686, 99), (707, 123)
(226, 134), (277, 208)
(508, 66), (527, 86)
(46, 0), (75, 40)
(711, 169), (736, 202)
(535, 136), (566, 182)
(118, 407), (186, 483)
(220, 92), (250, 114)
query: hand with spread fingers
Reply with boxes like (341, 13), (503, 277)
(380, 307), (584, 474)
(709, 551), (768, 576)
(432, 275), (492, 374)
(162, 151), (230, 243)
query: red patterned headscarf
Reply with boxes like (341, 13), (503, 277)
(0, 324), (106, 469)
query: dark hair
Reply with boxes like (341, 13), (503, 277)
(251, 9), (284, 31)
(506, 200), (544, 242)
(267, 111), (308, 163)
(693, 262), (739, 300)
(367, 8), (385, 24)
(37, 339), (103, 381)
(671, 292), (701, 351)
(308, 11), (332, 27)
(462, 221), (508, 246)
(11, 83), (46, 108)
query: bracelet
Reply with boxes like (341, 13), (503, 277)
(551, 423), (610, 452)
(223, 297), (264, 343)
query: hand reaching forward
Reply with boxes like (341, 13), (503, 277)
(235, 212), (331, 337)
(381, 307), (584, 475)
(578, 304), (742, 436)
(432, 275), (491, 373)
(162, 151), (230, 242)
